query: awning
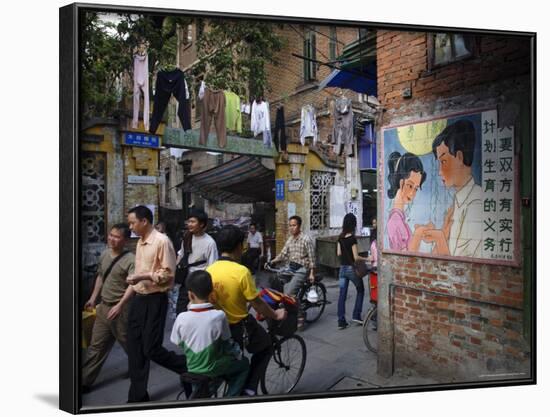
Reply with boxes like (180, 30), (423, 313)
(176, 155), (275, 204)
(318, 67), (377, 95)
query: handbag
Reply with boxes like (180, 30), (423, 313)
(354, 260), (368, 278)
(175, 232), (206, 285)
(339, 237), (367, 277)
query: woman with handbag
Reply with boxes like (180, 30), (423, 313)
(336, 213), (369, 330)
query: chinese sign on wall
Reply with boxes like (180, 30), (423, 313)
(382, 110), (517, 264)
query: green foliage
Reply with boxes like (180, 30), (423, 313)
(193, 19), (285, 97)
(81, 13), (284, 120)
(81, 13), (190, 119)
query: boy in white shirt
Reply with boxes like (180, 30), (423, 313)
(171, 270), (249, 397)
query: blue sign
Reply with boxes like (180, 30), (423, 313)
(275, 179), (285, 201)
(124, 132), (160, 148)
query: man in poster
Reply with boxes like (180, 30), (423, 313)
(423, 120), (483, 258)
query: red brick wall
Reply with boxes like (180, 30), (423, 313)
(390, 256), (528, 378)
(377, 31), (531, 122)
(377, 31), (531, 379)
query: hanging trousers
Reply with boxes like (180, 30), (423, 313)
(132, 54), (150, 131)
(200, 89), (227, 148)
(127, 292), (188, 402)
(149, 69), (191, 134)
(273, 106), (287, 152)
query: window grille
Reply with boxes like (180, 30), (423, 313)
(310, 171), (335, 230)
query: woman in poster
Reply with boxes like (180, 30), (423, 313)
(386, 151), (430, 252)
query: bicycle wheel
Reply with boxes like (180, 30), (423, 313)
(362, 305), (378, 353)
(261, 335), (307, 395)
(299, 283), (327, 323)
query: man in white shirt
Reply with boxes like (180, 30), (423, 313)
(175, 209), (218, 314)
(243, 223), (263, 273)
(422, 119), (482, 258)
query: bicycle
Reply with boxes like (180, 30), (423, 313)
(362, 270), (378, 353)
(178, 303), (307, 399)
(259, 303), (307, 395)
(176, 373), (228, 400)
(264, 263), (329, 324)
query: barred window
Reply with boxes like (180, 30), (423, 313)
(310, 171), (336, 230)
(428, 33), (477, 69)
(81, 151), (106, 244)
(303, 29), (317, 82)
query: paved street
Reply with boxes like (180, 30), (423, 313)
(82, 272), (438, 408)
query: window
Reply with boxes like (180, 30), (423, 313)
(329, 27), (337, 61)
(310, 171), (336, 230)
(358, 28), (369, 40)
(429, 33), (476, 69)
(303, 29), (317, 82)
(164, 171), (170, 204)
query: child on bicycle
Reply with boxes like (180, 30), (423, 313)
(170, 270), (249, 397)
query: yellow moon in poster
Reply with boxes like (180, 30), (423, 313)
(397, 120), (447, 156)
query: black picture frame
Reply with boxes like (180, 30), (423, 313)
(60, 2), (536, 414)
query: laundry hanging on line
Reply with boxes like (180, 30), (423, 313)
(299, 104), (318, 146)
(332, 96), (354, 157)
(200, 87), (227, 148)
(224, 91), (242, 134)
(132, 52), (149, 131)
(251, 100), (272, 148)
(273, 105), (287, 152)
(149, 68), (191, 134)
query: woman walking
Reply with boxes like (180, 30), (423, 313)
(336, 213), (369, 329)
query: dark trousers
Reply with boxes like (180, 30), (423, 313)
(127, 292), (188, 402)
(149, 69), (191, 134)
(273, 106), (287, 151)
(175, 283), (189, 316)
(229, 315), (272, 393)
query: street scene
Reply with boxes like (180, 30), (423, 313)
(82, 269), (437, 407)
(78, 7), (533, 410)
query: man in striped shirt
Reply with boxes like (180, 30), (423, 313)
(270, 215), (316, 297)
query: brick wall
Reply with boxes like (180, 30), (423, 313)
(376, 31), (532, 380)
(377, 31), (531, 123)
(389, 256), (529, 379)
(265, 25), (359, 144)
(267, 25), (364, 251)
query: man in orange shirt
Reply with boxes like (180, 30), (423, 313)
(126, 205), (188, 403)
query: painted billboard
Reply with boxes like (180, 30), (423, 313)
(382, 110), (518, 264)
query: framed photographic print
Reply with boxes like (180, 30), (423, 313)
(59, 2), (536, 414)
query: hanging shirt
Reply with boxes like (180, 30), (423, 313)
(224, 91), (242, 133)
(333, 97), (354, 156)
(299, 105), (318, 146)
(198, 81), (206, 100)
(170, 302), (243, 375)
(241, 103), (251, 115)
(251, 100), (271, 137)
